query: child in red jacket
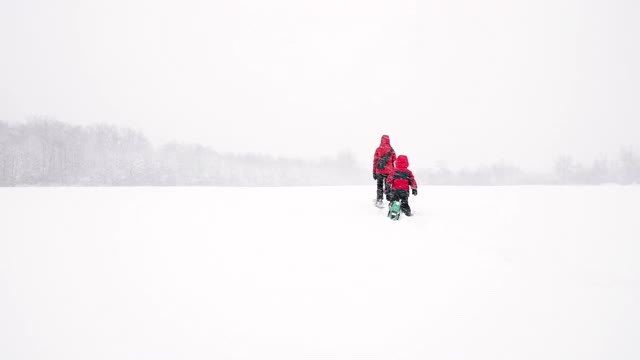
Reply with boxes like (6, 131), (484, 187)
(386, 155), (418, 216)
(372, 135), (397, 206)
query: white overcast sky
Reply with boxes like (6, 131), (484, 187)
(1, 0), (638, 170)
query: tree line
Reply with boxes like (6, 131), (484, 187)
(1, 119), (638, 186)
(0, 119), (365, 186)
(418, 151), (640, 185)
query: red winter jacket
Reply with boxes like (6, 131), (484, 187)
(373, 135), (396, 175)
(387, 155), (418, 191)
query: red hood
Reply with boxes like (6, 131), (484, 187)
(380, 135), (390, 147)
(396, 155), (409, 169)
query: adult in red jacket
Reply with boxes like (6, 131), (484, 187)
(373, 135), (396, 204)
(386, 155), (418, 216)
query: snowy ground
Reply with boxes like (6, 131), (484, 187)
(1, 186), (639, 360)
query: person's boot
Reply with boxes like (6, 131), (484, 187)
(402, 203), (412, 216)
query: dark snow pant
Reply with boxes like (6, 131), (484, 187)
(389, 189), (411, 216)
(375, 173), (391, 201)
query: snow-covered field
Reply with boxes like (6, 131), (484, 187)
(1, 186), (639, 360)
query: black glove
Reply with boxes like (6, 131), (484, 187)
(412, 188), (418, 196)
(373, 171), (377, 180)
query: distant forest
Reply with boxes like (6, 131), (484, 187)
(1, 119), (639, 186)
